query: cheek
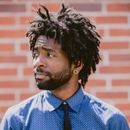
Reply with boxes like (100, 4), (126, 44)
(50, 60), (70, 71)
(32, 59), (36, 68)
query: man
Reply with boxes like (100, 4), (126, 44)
(0, 4), (129, 130)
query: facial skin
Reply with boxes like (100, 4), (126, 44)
(33, 35), (74, 91)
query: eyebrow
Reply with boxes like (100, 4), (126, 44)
(34, 45), (56, 53)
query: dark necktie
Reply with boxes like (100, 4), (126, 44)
(61, 102), (72, 130)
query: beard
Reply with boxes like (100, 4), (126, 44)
(34, 67), (72, 90)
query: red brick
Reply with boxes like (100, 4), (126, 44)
(101, 41), (129, 50)
(0, 43), (15, 52)
(70, 3), (101, 11)
(112, 79), (130, 86)
(0, 4), (26, 12)
(0, 80), (29, 88)
(0, 55), (27, 63)
(0, 68), (17, 76)
(110, 54), (130, 62)
(96, 92), (128, 99)
(96, 16), (128, 24)
(107, 3), (130, 12)
(99, 66), (130, 73)
(20, 92), (37, 100)
(0, 106), (9, 113)
(44, 3), (61, 12)
(87, 79), (106, 87)
(0, 0), (13, 1)
(32, 3), (60, 12)
(20, 16), (33, 24)
(116, 103), (130, 111)
(20, 43), (29, 51)
(0, 30), (26, 38)
(109, 29), (130, 36)
(24, 67), (33, 76)
(0, 94), (15, 100)
(97, 29), (104, 36)
(0, 16), (16, 25)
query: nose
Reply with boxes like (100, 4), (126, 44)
(33, 55), (47, 68)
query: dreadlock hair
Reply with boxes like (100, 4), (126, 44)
(26, 4), (101, 87)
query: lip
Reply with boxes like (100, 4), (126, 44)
(35, 72), (47, 75)
(35, 73), (48, 80)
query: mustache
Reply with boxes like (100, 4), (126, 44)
(34, 67), (50, 76)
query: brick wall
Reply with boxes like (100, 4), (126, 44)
(0, 0), (130, 125)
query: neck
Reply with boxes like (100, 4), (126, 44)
(51, 77), (79, 101)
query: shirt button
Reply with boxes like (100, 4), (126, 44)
(63, 102), (66, 105)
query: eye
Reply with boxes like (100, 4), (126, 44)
(32, 50), (39, 59)
(46, 51), (55, 58)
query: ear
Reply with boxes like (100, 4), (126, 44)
(71, 61), (84, 75)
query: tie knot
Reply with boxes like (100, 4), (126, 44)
(61, 102), (69, 109)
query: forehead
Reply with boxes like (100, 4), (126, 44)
(36, 35), (47, 45)
(35, 35), (61, 51)
(35, 35), (50, 47)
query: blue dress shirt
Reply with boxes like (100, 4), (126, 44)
(0, 87), (129, 130)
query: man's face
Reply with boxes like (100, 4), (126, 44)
(33, 35), (72, 90)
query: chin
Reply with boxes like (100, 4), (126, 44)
(36, 79), (65, 91)
(36, 81), (56, 90)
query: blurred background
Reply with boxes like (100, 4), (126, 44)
(0, 0), (130, 125)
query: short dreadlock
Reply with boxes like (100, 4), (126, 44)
(26, 4), (101, 86)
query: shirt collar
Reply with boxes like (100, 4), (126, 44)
(43, 86), (85, 113)
(43, 90), (62, 112)
(67, 87), (85, 113)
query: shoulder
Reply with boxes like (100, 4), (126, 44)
(0, 91), (46, 129)
(83, 90), (129, 128)
(7, 91), (44, 116)
(106, 113), (130, 130)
